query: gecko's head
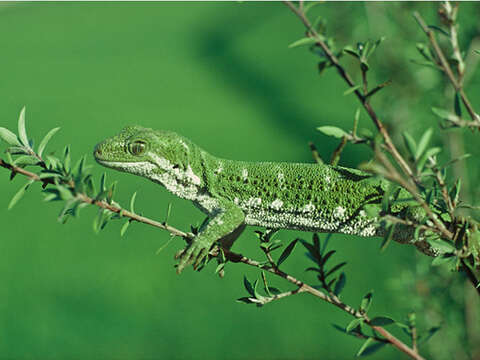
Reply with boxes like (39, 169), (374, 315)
(94, 126), (202, 182)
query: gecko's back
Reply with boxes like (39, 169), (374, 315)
(208, 158), (408, 237)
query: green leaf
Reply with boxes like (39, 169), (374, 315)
(343, 85), (362, 96)
(38, 127), (60, 157)
(356, 337), (374, 357)
(432, 107), (460, 122)
(380, 223), (395, 252)
(360, 292), (373, 313)
(357, 341), (386, 357)
(277, 239), (297, 267)
(325, 261), (347, 278)
(346, 318), (363, 333)
(130, 191), (137, 213)
(289, 37), (317, 48)
(56, 184), (74, 200)
(120, 220), (130, 237)
(5, 146), (29, 155)
(431, 254), (457, 269)
(0, 127), (21, 146)
(343, 46), (359, 58)
(13, 155), (39, 166)
(17, 106), (29, 147)
(442, 153), (470, 169)
(100, 173), (107, 192)
(402, 131), (417, 160)
(370, 316), (395, 326)
(454, 92), (462, 117)
(428, 25), (449, 37)
(8, 179), (34, 209)
(243, 276), (255, 297)
(334, 272), (346, 296)
(63, 146), (71, 174)
(475, 50), (480, 55)
(427, 238), (456, 254)
(317, 126), (348, 139)
(419, 326), (441, 345)
(416, 128), (433, 160)
(417, 147), (442, 171)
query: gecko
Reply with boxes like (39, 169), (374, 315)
(94, 126), (435, 273)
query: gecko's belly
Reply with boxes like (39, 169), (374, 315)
(242, 207), (379, 237)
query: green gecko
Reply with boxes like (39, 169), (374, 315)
(94, 126), (435, 273)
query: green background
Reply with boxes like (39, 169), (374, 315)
(0, 2), (479, 359)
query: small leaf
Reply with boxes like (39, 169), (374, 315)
(130, 191), (137, 213)
(360, 292), (373, 313)
(63, 146), (71, 174)
(346, 318), (363, 333)
(17, 106), (29, 147)
(277, 239), (297, 267)
(13, 155), (38, 166)
(289, 37), (318, 48)
(427, 238), (456, 254)
(419, 326), (441, 345)
(38, 127), (60, 157)
(358, 342), (387, 357)
(317, 126), (348, 139)
(380, 223), (395, 252)
(0, 127), (21, 146)
(416, 128), (433, 160)
(334, 272), (346, 296)
(475, 50), (480, 55)
(100, 173), (107, 192)
(343, 85), (362, 96)
(370, 316), (395, 326)
(56, 184), (74, 200)
(8, 179), (34, 209)
(454, 92), (462, 117)
(343, 46), (359, 58)
(120, 220), (130, 237)
(5, 146), (29, 155)
(243, 276), (255, 297)
(402, 131), (417, 160)
(356, 338), (374, 357)
(325, 261), (347, 278)
(428, 25), (449, 37)
(432, 107), (460, 122)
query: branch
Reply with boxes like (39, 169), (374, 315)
(0, 156), (424, 359)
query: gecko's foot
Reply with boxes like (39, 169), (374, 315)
(175, 240), (212, 274)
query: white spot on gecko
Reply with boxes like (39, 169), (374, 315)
(333, 206), (346, 219)
(271, 199), (283, 211)
(302, 203), (315, 213)
(277, 173), (284, 182)
(242, 168), (248, 181)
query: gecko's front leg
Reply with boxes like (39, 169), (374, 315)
(176, 200), (245, 274)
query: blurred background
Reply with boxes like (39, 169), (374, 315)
(0, 2), (479, 359)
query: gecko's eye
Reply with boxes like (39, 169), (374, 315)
(128, 140), (147, 156)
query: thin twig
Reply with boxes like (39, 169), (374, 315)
(413, 11), (479, 122)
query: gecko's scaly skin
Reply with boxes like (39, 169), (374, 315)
(94, 126), (433, 273)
